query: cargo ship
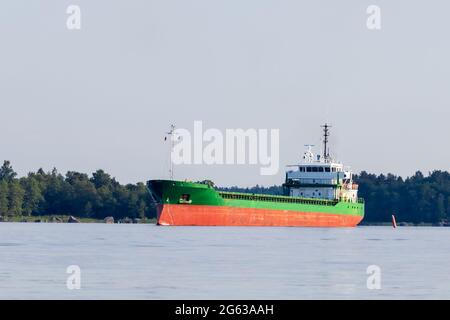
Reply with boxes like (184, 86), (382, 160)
(148, 124), (364, 227)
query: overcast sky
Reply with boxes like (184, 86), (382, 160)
(1, 1), (449, 187)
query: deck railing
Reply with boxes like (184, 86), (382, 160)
(218, 191), (365, 207)
(218, 191), (339, 206)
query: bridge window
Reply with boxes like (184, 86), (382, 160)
(299, 167), (305, 172)
(325, 167), (330, 172)
(312, 167), (318, 172)
(318, 167), (324, 172)
(307, 167), (312, 172)
(332, 167), (336, 172)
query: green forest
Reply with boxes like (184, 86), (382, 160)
(1, 160), (450, 224)
(0, 161), (154, 221)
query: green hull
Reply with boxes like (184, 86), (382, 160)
(148, 180), (364, 227)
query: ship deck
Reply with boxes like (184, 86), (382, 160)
(218, 191), (364, 206)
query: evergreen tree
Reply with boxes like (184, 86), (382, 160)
(0, 180), (9, 216)
(21, 177), (44, 216)
(8, 180), (25, 216)
(0, 161), (17, 182)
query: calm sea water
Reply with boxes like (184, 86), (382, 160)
(0, 223), (449, 299)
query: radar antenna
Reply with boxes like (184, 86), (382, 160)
(321, 123), (332, 162)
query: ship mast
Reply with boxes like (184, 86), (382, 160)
(166, 124), (176, 180)
(321, 123), (331, 162)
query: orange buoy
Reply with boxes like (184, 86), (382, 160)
(391, 214), (397, 228)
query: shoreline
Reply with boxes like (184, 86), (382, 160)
(0, 215), (157, 224)
(0, 217), (448, 227)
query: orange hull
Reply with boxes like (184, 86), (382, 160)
(157, 204), (363, 227)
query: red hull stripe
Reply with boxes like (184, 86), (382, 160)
(157, 204), (363, 227)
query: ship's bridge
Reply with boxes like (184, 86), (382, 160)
(286, 163), (351, 186)
(284, 144), (358, 202)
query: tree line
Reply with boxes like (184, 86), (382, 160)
(356, 171), (450, 223)
(0, 161), (156, 220)
(220, 170), (450, 224)
(1, 159), (450, 223)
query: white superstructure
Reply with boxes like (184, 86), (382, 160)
(283, 125), (358, 202)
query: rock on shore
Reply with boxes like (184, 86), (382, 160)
(67, 216), (80, 223)
(104, 216), (114, 224)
